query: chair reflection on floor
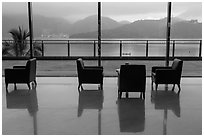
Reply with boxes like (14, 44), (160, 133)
(6, 88), (38, 135)
(77, 89), (104, 135)
(151, 89), (180, 135)
(77, 89), (104, 117)
(117, 98), (145, 133)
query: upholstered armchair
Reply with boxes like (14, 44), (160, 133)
(151, 59), (183, 92)
(4, 58), (37, 92)
(76, 58), (103, 90)
(117, 65), (146, 99)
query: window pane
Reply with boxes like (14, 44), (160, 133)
(32, 2), (97, 56)
(171, 2), (202, 57)
(2, 2), (28, 39)
(101, 2), (167, 57)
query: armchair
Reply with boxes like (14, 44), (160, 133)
(4, 58), (37, 92)
(151, 59), (183, 92)
(76, 58), (103, 90)
(117, 65), (146, 99)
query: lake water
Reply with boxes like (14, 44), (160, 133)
(3, 38), (200, 57)
(40, 38), (201, 57)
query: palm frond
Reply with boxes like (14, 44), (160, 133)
(18, 26), (23, 40)
(2, 42), (16, 56)
(9, 29), (20, 41)
(8, 26), (30, 56)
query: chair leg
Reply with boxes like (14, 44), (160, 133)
(14, 83), (17, 90)
(27, 83), (31, 90)
(100, 83), (103, 90)
(143, 92), (145, 100)
(119, 91), (122, 99)
(151, 76), (154, 90)
(81, 85), (84, 90)
(178, 84), (181, 92)
(172, 84), (175, 91)
(34, 80), (37, 86)
(5, 83), (8, 93)
(140, 92), (142, 99)
(151, 81), (154, 90)
(155, 84), (158, 91)
(125, 92), (129, 98)
(78, 84), (81, 92)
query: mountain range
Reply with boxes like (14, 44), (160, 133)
(2, 14), (202, 39)
(70, 17), (202, 39)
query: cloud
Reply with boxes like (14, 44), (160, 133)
(2, 2), (202, 22)
(172, 2), (202, 21)
(102, 2), (167, 15)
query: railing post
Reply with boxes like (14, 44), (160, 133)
(41, 40), (44, 57)
(67, 40), (70, 57)
(172, 40), (175, 58)
(146, 40), (148, 58)
(120, 40), (122, 58)
(94, 40), (96, 57)
(199, 40), (202, 58)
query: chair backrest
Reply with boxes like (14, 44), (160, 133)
(171, 59), (183, 77)
(26, 58), (36, 81)
(76, 58), (84, 74)
(120, 65), (146, 91)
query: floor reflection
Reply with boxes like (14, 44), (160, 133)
(151, 89), (180, 135)
(6, 88), (38, 135)
(77, 89), (104, 134)
(2, 77), (201, 135)
(117, 98), (145, 133)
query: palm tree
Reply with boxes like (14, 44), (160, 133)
(2, 26), (42, 57)
(9, 26), (30, 56)
(25, 41), (43, 57)
(2, 41), (13, 56)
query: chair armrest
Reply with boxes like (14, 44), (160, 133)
(4, 68), (27, 80)
(84, 66), (103, 70)
(83, 68), (103, 75)
(155, 69), (176, 78)
(13, 66), (26, 69)
(5, 68), (27, 74)
(152, 66), (172, 73)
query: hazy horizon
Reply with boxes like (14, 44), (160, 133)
(2, 2), (202, 23)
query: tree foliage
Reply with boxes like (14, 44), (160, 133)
(2, 26), (42, 57)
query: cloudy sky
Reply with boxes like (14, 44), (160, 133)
(2, 2), (202, 23)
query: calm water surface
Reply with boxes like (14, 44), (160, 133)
(41, 38), (200, 57)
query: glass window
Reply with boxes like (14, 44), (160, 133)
(32, 2), (97, 57)
(2, 2), (28, 39)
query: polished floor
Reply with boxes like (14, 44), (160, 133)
(2, 77), (202, 135)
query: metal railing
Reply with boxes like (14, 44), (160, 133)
(2, 39), (202, 60)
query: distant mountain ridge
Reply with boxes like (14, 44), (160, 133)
(70, 18), (202, 39)
(2, 14), (126, 38)
(69, 15), (124, 35)
(2, 14), (202, 39)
